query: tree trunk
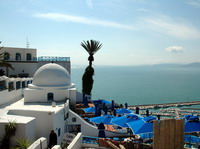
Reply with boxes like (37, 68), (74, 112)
(88, 55), (94, 67)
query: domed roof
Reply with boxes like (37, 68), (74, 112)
(32, 63), (71, 87)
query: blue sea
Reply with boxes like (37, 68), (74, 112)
(71, 65), (200, 106)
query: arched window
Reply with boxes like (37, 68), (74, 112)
(47, 93), (54, 101)
(27, 53), (32, 61)
(4, 52), (10, 60)
(16, 53), (21, 61)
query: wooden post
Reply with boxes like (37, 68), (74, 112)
(153, 119), (184, 149)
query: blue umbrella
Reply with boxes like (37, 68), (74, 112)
(92, 99), (111, 105)
(111, 113), (143, 128)
(127, 116), (156, 134)
(83, 107), (95, 113)
(184, 115), (200, 133)
(90, 114), (115, 125)
(116, 108), (132, 114)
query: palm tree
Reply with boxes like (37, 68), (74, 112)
(0, 44), (14, 76)
(14, 138), (32, 149)
(82, 65), (94, 96)
(81, 40), (102, 107)
(81, 40), (102, 67)
(0, 121), (17, 149)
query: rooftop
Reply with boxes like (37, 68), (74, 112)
(4, 98), (65, 113)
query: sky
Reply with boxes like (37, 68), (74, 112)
(0, 0), (200, 66)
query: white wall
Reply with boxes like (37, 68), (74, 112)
(0, 47), (37, 61)
(24, 88), (68, 103)
(9, 62), (38, 77)
(28, 137), (48, 149)
(67, 109), (128, 138)
(53, 108), (65, 145)
(68, 88), (77, 106)
(76, 91), (83, 103)
(67, 133), (82, 149)
(0, 47), (71, 77)
(0, 119), (36, 147)
(8, 110), (53, 141)
(0, 89), (22, 105)
(1, 61), (70, 78)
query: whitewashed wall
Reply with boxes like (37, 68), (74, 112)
(0, 89), (22, 105)
(0, 47), (37, 61)
(67, 133), (82, 149)
(24, 88), (69, 103)
(9, 62), (38, 77)
(67, 110), (128, 138)
(53, 108), (65, 145)
(8, 110), (53, 141)
(0, 118), (36, 147)
(28, 137), (48, 149)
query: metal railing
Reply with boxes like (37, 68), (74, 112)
(33, 56), (70, 62)
(82, 136), (99, 144)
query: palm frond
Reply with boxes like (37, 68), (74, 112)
(81, 40), (102, 55)
(0, 47), (14, 70)
(0, 61), (14, 70)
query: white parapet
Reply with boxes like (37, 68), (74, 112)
(27, 137), (47, 149)
(51, 145), (62, 149)
(67, 133), (82, 149)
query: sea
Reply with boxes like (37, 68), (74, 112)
(71, 65), (200, 107)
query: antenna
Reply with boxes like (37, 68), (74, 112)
(26, 37), (30, 48)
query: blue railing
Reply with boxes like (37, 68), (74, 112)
(33, 56), (70, 62)
(82, 136), (98, 144)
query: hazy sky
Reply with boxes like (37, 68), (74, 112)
(0, 0), (200, 66)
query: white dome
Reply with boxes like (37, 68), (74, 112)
(32, 63), (71, 87)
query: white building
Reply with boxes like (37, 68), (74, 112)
(0, 63), (127, 148)
(0, 47), (70, 77)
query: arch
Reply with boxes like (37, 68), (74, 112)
(26, 53), (32, 61)
(4, 52), (10, 60)
(16, 53), (21, 61)
(47, 92), (54, 101)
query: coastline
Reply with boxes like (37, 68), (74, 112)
(128, 100), (200, 110)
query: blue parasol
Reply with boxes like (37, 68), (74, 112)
(111, 113), (143, 128)
(184, 115), (200, 133)
(116, 108), (132, 114)
(83, 107), (96, 113)
(92, 99), (112, 105)
(90, 114), (115, 125)
(127, 116), (156, 134)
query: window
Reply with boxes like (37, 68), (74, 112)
(0, 81), (6, 91)
(58, 128), (61, 137)
(4, 52), (10, 60)
(16, 53), (21, 61)
(8, 82), (15, 91)
(47, 93), (54, 101)
(26, 53), (32, 61)
(72, 117), (76, 122)
(16, 81), (21, 90)
(22, 81), (25, 88)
